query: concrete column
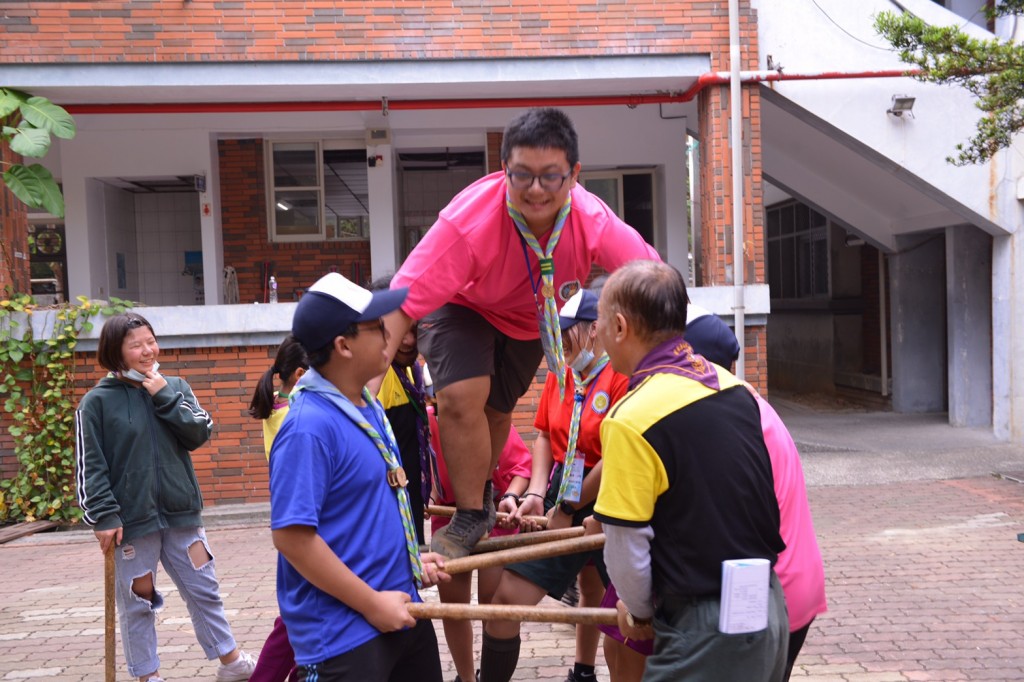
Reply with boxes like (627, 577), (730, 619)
(993, 231), (1024, 442)
(890, 234), (946, 413)
(946, 225), (992, 427)
(367, 143), (399, 279)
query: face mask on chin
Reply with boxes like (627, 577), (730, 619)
(568, 325), (595, 373)
(122, 362), (160, 383)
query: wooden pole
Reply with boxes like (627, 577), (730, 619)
(471, 526), (585, 554)
(407, 602), (618, 626)
(426, 504), (548, 528)
(443, 533), (604, 576)
(104, 546), (116, 682)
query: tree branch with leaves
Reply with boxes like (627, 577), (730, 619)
(875, 1), (1024, 165)
(0, 88), (76, 217)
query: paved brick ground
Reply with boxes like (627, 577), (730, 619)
(2, 474), (1023, 681)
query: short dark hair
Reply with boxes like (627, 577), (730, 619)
(303, 322), (360, 370)
(501, 108), (579, 168)
(97, 312), (155, 373)
(603, 260), (688, 342)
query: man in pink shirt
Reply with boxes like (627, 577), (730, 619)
(386, 108), (658, 558)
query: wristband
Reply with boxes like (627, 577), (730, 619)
(523, 492), (545, 501)
(500, 492), (520, 503)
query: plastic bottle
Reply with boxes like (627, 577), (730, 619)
(269, 276), (278, 303)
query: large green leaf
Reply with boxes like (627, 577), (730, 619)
(9, 126), (51, 158)
(0, 89), (25, 119)
(20, 97), (76, 140)
(28, 164), (65, 217)
(2, 165), (43, 208)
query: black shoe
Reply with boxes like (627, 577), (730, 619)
(564, 669), (598, 682)
(430, 508), (489, 558)
(560, 579), (580, 607)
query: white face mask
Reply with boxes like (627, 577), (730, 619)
(568, 325), (595, 373)
(122, 362), (159, 382)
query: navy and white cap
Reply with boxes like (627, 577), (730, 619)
(558, 289), (599, 331)
(292, 272), (408, 351)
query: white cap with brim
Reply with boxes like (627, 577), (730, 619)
(292, 272), (408, 351)
(558, 289), (599, 331)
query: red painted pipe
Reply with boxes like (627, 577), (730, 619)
(64, 69), (920, 116)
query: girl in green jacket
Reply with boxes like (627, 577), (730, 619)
(75, 312), (255, 682)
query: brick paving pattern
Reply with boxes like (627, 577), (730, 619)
(2, 474), (1023, 681)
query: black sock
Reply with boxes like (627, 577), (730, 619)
(573, 663), (596, 680)
(480, 631), (521, 682)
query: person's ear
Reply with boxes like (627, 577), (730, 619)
(292, 367), (307, 382)
(333, 335), (353, 360)
(614, 312), (629, 344)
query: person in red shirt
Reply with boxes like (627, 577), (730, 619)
(479, 289), (628, 682)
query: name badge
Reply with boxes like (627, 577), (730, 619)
(563, 454), (586, 503)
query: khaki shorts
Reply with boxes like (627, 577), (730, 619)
(417, 303), (543, 414)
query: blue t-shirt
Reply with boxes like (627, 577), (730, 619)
(269, 391), (419, 665)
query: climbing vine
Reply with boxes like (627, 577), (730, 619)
(0, 294), (133, 523)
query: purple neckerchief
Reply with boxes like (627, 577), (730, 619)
(627, 336), (721, 392)
(393, 361), (444, 502)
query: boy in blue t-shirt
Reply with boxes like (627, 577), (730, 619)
(269, 272), (449, 682)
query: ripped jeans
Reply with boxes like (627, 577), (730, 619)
(114, 526), (238, 678)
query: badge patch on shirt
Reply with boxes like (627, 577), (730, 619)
(591, 390), (610, 414)
(559, 280), (581, 302)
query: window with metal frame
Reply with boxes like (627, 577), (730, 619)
(267, 140), (370, 242)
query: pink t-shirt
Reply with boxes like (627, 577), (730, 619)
(393, 171), (660, 340)
(755, 393), (828, 631)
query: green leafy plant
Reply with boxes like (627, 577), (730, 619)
(875, 2), (1024, 165)
(0, 294), (134, 523)
(0, 88), (76, 217)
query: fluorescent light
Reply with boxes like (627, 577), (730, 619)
(276, 201), (291, 211)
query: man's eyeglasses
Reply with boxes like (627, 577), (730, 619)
(506, 169), (572, 192)
(354, 319), (386, 336)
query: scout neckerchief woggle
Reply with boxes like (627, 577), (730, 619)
(393, 359), (444, 501)
(556, 353), (610, 505)
(293, 369), (424, 586)
(509, 194), (573, 399)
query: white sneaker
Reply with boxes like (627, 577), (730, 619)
(215, 650), (256, 682)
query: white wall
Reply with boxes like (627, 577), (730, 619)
(135, 192), (203, 306)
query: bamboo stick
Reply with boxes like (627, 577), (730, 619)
(470, 526), (585, 554)
(104, 546), (116, 682)
(442, 533), (605, 575)
(426, 504), (549, 528)
(407, 602), (618, 626)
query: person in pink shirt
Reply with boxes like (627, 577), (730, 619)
(386, 107), (658, 559)
(753, 391), (827, 679)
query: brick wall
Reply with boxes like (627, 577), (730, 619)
(218, 138), (372, 301)
(695, 4), (767, 394)
(1, 1), (748, 64)
(0, 144), (31, 295)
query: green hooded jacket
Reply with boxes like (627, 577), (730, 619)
(75, 374), (213, 543)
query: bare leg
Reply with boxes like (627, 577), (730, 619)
(438, 573), (476, 682)
(604, 637), (646, 682)
(575, 565), (605, 667)
(436, 376), (492, 510)
(484, 571), (549, 640)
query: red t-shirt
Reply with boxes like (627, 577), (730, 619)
(534, 365), (629, 468)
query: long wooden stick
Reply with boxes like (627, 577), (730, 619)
(408, 602), (618, 626)
(471, 526), (585, 554)
(104, 546), (116, 682)
(443, 533), (605, 575)
(426, 504), (549, 528)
